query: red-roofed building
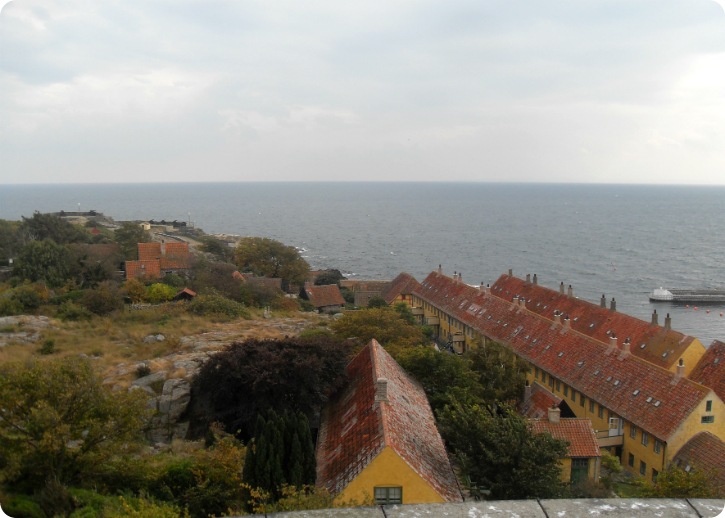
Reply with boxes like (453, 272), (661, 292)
(690, 340), (725, 402)
(303, 283), (345, 313)
(381, 272), (420, 306)
(673, 431), (725, 494)
(490, 273), (706, 374)
(126, 241), (190, 280)
(411, 269), (725, 482)
(316, 339), (462, 505)
(530, 407), (602, 484)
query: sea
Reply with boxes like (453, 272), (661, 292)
(1, 182), (724, 346)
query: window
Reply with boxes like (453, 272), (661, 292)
(598, 405), (604, 419)
(555, 380), (561, 391)
(628, 453), (634, 467)
(535, 367), (540, 379)
(702, 415), (715, 424)
(374, 487), (402, 505)
(580, 395), (585, 407)
(549, 376), (554, 388)
(640, 461), (647, 476)
(564, 386), (569, 397)
(654, 440), (662, 454)
(630, 425), (637, 439)
(641, 432), (649, 446)
(706, 400), (713, 412)
(589, 400), (595, 413)
(571, 458), (589, 484)
(572, 391), (576, 403)
(652, 469), (659, 481)
(542, 372), (547, 383)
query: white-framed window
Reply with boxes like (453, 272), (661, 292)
(641, 432), (649, 446)
(374, 486), (402, 505)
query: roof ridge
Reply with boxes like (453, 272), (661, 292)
(368, 340), (392, 448)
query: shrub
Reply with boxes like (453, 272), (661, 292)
(57, 301), (93, 321)
(269, 295), (300, 312)
(81, 281), (123, 315)
(38, 339), (56, 355)
(11, 283), (49, 311)
(187, 293), (249, 319)
(145, 283), (177, 304)
(0, 296), (23, 316)
(3, 495), (45, 518)
(136, 363), (152, 378)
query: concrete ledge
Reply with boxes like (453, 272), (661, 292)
(237, 498), (725, 518)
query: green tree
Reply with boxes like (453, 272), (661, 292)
(366, 296), (387, 308)
(190, 337), (349, 439)
(113, 222), (152, 260)
(198, 235), (234, 262)
(314, 269), (345, 286)
(0, 219), (22, 264)
(330, 306), (423, 349)
(396, 346), (483, 413)
(234, 237), (310, 290)
(146, 282), (177, 303)
(636, 463), (721, 498)
(13, 239), (72, 288)
(0, 357), (149, 490)
(465, 340), (529, 406)
(80, 281), (124, 315)
(438, 402), (568, 500)
(19, 211), (90, 245)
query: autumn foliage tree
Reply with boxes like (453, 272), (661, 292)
(234, 237), (310, 290)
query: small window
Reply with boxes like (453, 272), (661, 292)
(542, 372), (547, 383)
(706, 400), (713, 412)
(589, 400), (595, 412)
(535, 367), (540, 379)
(641, 432), (649, 446)
(580, 395), (585, 407)
(652, 469), (659, 482)
(702, 415), (715, 424)
(598, 405), (604, 419)
(374, 486), (402, 505)
(556, 380), (561, 391)
(571, 391), (576, 403)
(628, 453), (634, 467)
(654, 440), (662, 454)
(640, 461), (647, 476)
(564, 386), (569, 397)
(630, 425), (637, 439)
(549, 376), (554, 388)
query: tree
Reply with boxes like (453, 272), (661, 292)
(314, 269), (345, 286)
(636, 464), (721, 498)
(465, 340), (529, 406)
(330, 306), (423, 349)
(0, 219), (22, 264)
(113, 222), (152, 260)
(366, 296), (387, 308)
(80, 281), (124, 315)
(0, 357), (149, 490)
(13, 239), (72, 288)
(189, 337), (349, 439)
(234, 237), (310, 290)
(198, 235), (235, 262)
(437, 402), (568, 500)
(396, 346), (483, 413)
(19, 211), (90, 245)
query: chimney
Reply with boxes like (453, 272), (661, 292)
(519, 296), (526, 309)
(458, 272), (463, 283)
(600, 294), (606, 308)
(508, 268), (513, 277)
(606, 334), (617, 355)
(548, 405), (561, 424)
(651, 310), (659, 326)
(610, 298), (616, 312)
(526, 273), (531, 283)
(618, 338), (631, 360)
(160, 241), (166, 255)
(524, 380), (532, 402)
(567, 285), (573, 298)
(453, 271), (457, 283)
(560, 282), (565, 294)
(438, 264), (443, 274)
(664, 313), (671, 331)
(553, 310), (562, 326)
(562, 315), (571, 330)
(676, 358), (685, 380)
(375, 378), (389, 402)
(479, 281), (485, 293)
(533, 274), (538, 285)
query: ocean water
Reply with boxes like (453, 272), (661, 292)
(1, 182), (724, 345)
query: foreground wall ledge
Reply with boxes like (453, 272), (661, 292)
(236, 498), (725, 518)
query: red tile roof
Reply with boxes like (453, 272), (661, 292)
(490, 274), (698, 370)
(530, 418), (601, 458)
(159, 242), (190, 269)
(414, 272), (712, 441)
(305, 283), (345, 309)
(673, 432), (725, 493)
(316, 339), (462, 502)
(137, 242), (161, 261)
(125, 260), (161, 279)
(690, 341), (725, 402)
(382, 273), (420, 305)
(521, 382), (562, 419)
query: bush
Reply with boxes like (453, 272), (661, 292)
(57, 301), (93, 321)
(0, 296), (23, 316)
(3, 494), (45, 518)
(145, 283), (177, 304)
(11, 283), (49, 311)
(269, 295), (300, 312)
(38, 339), (56, 355)
(187, 293), (249, 319)
(81, 281), (123, 315)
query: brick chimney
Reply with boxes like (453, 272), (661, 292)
(553, 310), (562, 326)
(375, 378), (389, 402)
(548, 405), (561, 424)
(600, 294), (606, 308)
(438, 264), (443, 275)
(509, 268), (513, 277)
(672, 359), (685, 385)
(651, 310), (659, 326)
(519, 296), (526, 309)
(606, 334), (618, 355)
(664, 313), (671, 331)
(562, 315), (571, 330)
(533, 274), (538, 285)
(524, 380), (532, 402)
(618, 337), (631, 360)
(458, 272), (463, 283)
(610, 298), (616, 312)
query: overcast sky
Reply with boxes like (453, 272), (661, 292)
(1, 0), (725, 185)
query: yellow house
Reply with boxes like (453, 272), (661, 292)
(315, 339), (462, 505)
(381, 272), (420, 307)
(411, 269), (725, 482)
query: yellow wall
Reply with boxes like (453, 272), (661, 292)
(666, 391), (725, 460)
(335, 446), (446, 506)
(674, 338), (706, 377)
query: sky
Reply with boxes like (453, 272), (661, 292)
(1, 1), (725, 185)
